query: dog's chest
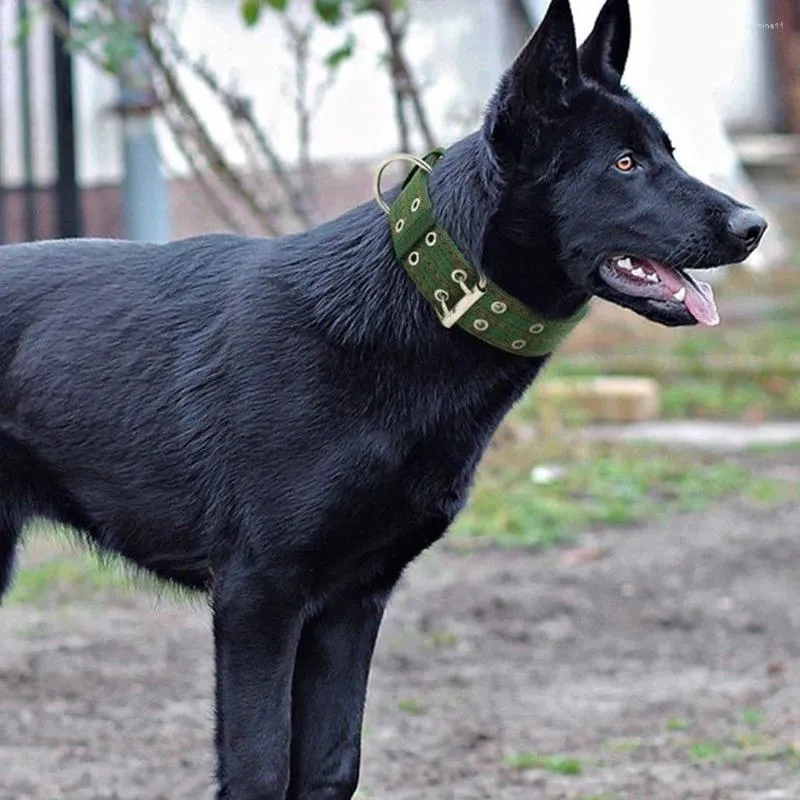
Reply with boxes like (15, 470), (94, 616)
(318, 388), (513, 560)
(256, 354), (542, 591)
(348, 362), (536, 519)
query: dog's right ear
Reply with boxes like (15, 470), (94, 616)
(579, 0), (631, 86)
(484, 0), (579, 150)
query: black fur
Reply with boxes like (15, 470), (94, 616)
(0, 1), (766, 798)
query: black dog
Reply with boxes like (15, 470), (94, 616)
(0, 0), (766, 797)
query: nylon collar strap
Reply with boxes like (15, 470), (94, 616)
(377, 149), (589, 357)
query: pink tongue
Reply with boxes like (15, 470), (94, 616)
(684, 279), (719, 327)
(647, 261), (720, 327)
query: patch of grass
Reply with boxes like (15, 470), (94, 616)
(688, 739), (730, 763)
(667, 716), (691, 732)
(8, 548), (131, 606)
(744, 479), (798, 506)
(396, 698), (424, 716)
(452, 436), (788, 547)
(507, 752), (583, 775)
(686, 733), (799, 766)
(742, 707), (768, 728)
(664, 374), (800, 420)
(578, 794), (620, 800)
(761, 746), (800, 766)
(672, 308), (800, 363)
(513, 369), (800, 425)
(9, 521), (186, 606)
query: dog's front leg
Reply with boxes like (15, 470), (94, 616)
(213, 560), (306, 800)
(287, 591), (386, 800)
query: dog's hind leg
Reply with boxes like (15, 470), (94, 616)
(213, 554), (308, 800)
(287, 591), (387, 800)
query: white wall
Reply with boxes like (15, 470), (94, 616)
(0, 1), (57, 185)
(531, 0), (779, 132)
(0, 0), (780, 189)
(73, 43), (123, 185)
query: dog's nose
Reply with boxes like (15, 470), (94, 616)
(727, 208), (767, 249)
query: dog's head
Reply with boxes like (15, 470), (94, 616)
(480, 0), (766, 327)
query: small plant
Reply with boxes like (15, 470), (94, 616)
(667, 716), (690, 732)
(686, 731), (793, 766)
(742, 707), (768, 728)
(507, 752), (583, 775)
(688, 740), (727, 762)
(397, 698), (424, 716)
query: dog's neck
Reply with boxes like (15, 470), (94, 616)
(282, 131), (586, 364)
(431, 136), (590, 321)
(424, 134), (501, 272)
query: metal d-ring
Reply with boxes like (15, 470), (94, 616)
(373, 153), (433, 215)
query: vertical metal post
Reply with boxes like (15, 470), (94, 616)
(19, 0), (37, 240)
(51, 0), (83, 238)
(117, 0), (170, 243)
(0, 3), (6, 243)
(120, 116), (171, 243)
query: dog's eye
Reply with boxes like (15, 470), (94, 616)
(615, 155), (637, 173)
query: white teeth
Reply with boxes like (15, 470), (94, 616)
(631, 267), (646, 278)
(645, 273), (659, 283)
(673, 287), (686, 302)
(616, 257), (633, 270)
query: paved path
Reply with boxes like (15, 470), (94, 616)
(579, 420), (800, 452)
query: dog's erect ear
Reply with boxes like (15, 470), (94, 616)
(579, 0), (631, 86)
(484, 0), (579, 145)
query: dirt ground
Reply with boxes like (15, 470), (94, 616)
(1, 453), (799, 800)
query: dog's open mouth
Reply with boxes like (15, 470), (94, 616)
(599, 256), (720, 327)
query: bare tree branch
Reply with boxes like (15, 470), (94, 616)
(370, 0), (436, 151)
(159, 108), (248, 234)
(281, 15), (315, 200)
(40, 0), (439, 236)
(156, 22), (319, 226)
(141, 24), (287, 234)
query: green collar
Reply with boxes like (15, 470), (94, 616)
(375, 149), (589, 357)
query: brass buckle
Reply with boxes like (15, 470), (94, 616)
(434, 270), (488, 329)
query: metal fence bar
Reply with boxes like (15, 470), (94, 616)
(0, 2), (6, 244)
(19, 0), (37, 240)
(51, 0), (82, 238)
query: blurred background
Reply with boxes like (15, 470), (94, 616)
(1, 2), (799, 799)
